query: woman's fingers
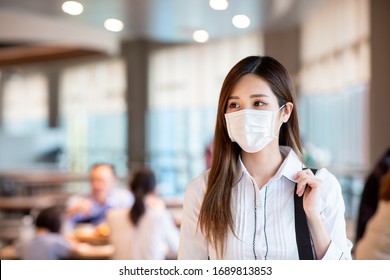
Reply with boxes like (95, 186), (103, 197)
(294, 169), (321, 197)
(294, 169), (310, 196)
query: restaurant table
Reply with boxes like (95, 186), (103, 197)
(0, 243), (115, 260)
(0, 222), (114, 260)
(72, 243), (114, 260)
(69, 223), (110, 245)
(0, 245), (18, 260)
(66, 223), (113, 259)
(0, 169), (88, 196)
(0, 194), (69, 212)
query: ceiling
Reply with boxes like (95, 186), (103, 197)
(0, 0), (327, 66)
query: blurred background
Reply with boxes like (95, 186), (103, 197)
(0, 0), (389, 259)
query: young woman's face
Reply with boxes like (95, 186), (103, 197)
(226, 74), (280, 113)
(225, 73), (292, 133)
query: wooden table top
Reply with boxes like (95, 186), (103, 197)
(0, 170), (88, 185)
(0, 194), (69, 211)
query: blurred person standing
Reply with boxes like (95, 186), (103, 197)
(66, 163), (134, 228)
(178, 55), (352, 260)
(106, 167), (179, 259)
(355, 148), (390, 244)
(355, 170), (390, 259)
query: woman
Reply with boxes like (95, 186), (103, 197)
(106, 167), (179, 259)
(178, 55), (352, 260)
(355, 148), (390, 244)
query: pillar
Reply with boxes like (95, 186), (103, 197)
(122, 40), (150, 170)
(369, 0), (390, 164)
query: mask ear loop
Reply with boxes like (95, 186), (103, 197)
(272, 104), (287, 138)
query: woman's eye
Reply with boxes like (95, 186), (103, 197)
(254, 101), (264, 107)
(228, 103), (239, 109)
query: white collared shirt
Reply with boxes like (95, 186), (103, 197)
(106, 195), (179, 260)
(178, 146), (353, 260)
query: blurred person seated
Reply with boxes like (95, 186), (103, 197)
(106, 167), (179, 260)
(355, 170), (390, 259)
(16, 206), (75, 260)
(355, 148), (390, 244)
(65, 163), (134, 229)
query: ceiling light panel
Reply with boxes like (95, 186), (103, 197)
(209, 0), (229, 10)
(104, 19), (124, 32)
(193, 30), (209, 43)
(232, 15), (250, 29)
(62, 1), (84, 16)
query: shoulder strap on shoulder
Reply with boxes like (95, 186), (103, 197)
(294, 168), (317, 260)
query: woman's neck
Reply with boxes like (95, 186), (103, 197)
(241, 143), (283, 188)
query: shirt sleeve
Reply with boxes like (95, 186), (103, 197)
(178, 174), (209, 260)
(316, 168), (353, 260)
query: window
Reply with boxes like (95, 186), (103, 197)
(148, 33), (264, 197)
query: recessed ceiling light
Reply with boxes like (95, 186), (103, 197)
(209, 0), (229, 10)
(62, 1), (83, 16)
(193, 30), (209, 43)
(104, 19), (124, 32)
(232, 15), (251, 29)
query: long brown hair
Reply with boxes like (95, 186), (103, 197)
(198, 55), (303, 257)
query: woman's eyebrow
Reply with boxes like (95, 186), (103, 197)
(250, 94), (269, 98)
(228, 94), (269, 99)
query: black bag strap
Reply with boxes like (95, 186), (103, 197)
(294, 168), (317, 260)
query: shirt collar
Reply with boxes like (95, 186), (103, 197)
(239, 146), (304, 183)
(276, 146), (305, 183)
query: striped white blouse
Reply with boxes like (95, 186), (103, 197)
(178, 146), (352, 260)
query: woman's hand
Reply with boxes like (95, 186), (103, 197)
(293, 169), (332, 259)
(293, 169), (323, 217)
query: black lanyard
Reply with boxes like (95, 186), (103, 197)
(294, 168), (317, 260)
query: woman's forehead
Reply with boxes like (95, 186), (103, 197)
(229, 74), (275, 99)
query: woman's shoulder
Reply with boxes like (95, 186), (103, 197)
(315, 168), (340, 184)
(145, 195), (167, 212)
(186, 170), (209, 193)
(314, 167), (343, 198)
(182, 170), (209, 205)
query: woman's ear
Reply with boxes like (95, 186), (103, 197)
(282, 102), (294, 123)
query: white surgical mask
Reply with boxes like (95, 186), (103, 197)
(224, 105), (285, 153)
